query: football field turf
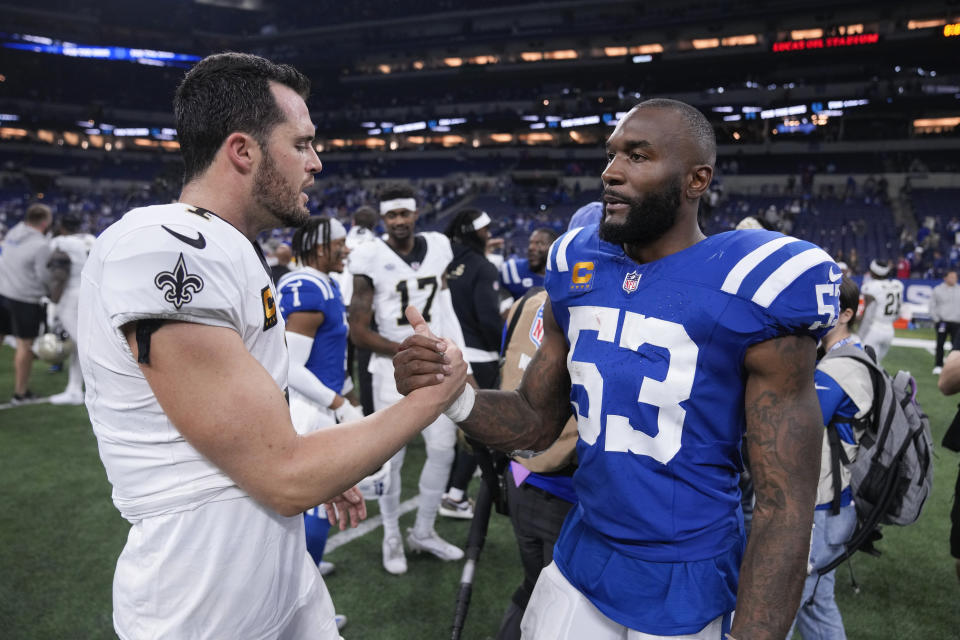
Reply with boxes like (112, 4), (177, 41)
(1, 338), (958, 639)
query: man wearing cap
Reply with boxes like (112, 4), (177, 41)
(348, 183), (468, 573)
(929, 269), (960, 374)
(860, 259), (904, 363)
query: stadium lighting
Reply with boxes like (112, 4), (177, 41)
(909, 19), (947, 29)
(632, 55), (652, 63)
(946, 23), (960, 37)
(630, 44), (663, 54)
(692, 38), (720, 49)
(722, 35), (758, 47)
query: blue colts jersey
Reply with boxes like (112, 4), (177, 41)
(277, 267), (349, 396)
(544, 225), (839, 632)
(500, 257), (543, 299)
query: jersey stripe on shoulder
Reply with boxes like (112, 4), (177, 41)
(720, 235), (799, 296)
(280, 272), (332, 299)
(508, 258), (521, 283)
(553, 226), (585, 273)
(751, 246), (834, 308)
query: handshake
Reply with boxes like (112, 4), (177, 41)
(393, 306), (474, 422)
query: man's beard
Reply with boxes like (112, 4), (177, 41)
(599, 178), (682, 246)
(253, 150), (310, 228)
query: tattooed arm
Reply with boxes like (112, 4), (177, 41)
(395, 301), (572, 452)
(730, 334), (822, 640)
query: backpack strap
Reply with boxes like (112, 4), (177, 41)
(825, 416), (851, 515)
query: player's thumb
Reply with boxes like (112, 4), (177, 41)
(405, 305), (436, 339)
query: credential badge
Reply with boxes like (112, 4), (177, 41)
(154, 253), (204, 309)
(622, 270), (641, 294)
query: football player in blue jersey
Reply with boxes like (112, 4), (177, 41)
(278, 214), (360, 632)
(500, 228), (559, 303)
(396, 98), (840, 640)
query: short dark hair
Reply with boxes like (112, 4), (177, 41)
(352, 206), (378, 230)
(532, 227), (560, 243)
(839, 275), (860, 329)
(379, 184), (416, 203)
(635, 98), (716, 167)
(445, 209), (488, 253)
(24, 203), (52, 226)
(174, 52), (311, 185)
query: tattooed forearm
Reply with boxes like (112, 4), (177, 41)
(732, 334), (822, 640)
(459, 315), (572, 452)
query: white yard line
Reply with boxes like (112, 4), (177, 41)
(324, 496), (420, 553)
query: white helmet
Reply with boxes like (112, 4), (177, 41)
(35, 332), (75, 364)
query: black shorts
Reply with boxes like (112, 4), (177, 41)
(0, 295), (44, 339)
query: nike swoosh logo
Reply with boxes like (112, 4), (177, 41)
(162, 225), (206, 249)
(815, 384), (830, 390)
(828, 269), (842, 282)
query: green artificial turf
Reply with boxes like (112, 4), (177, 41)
(1, 340), (957, 639)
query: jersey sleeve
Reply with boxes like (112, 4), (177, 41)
(814, 369), (850, 425)
(426, 232), (454, 268)
(347, 241), (376, 277)
(99, 225), (243, 332)
(721, 234), (840, 343)
(278, 274), (336, 318)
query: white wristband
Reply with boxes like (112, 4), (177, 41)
(443, 384), (476, 423)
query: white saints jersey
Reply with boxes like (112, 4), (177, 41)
(349, 231), (454, 343)
(50, 232), (95, 290)
(861, 277), (904, 325)
(78, 202), (287, 522)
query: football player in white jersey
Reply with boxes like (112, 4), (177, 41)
(77, 53), (466, 640)
(349, 184), (470, 574)
(860, 259), (904, 363)
(46, 214), (95, 405)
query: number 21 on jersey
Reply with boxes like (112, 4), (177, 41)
(567, 305), (698, 465)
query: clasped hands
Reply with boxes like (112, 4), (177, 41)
(393, 306), (468, 404)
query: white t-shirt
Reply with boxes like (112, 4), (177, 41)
(79, 203), (325, 639)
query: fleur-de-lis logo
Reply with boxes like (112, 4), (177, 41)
(154, 253), (204, 309)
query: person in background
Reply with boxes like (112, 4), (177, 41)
(929, 270), (960, 375)
(494, 287), (578, 640)
(0, 203), (53, 404)
(270, 242), (293, 282)
(936, 350), (960, 583)
(349, 184), (469, 574)
(498, 227), (558, 313)
(859, 259), (903, 363)
(790, 276), (868, 640)
(440, 208), (504, 518)
(46, 214), (96, 405)
(278, 215), (364, 633)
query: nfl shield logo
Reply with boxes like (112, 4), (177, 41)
(529, 304), (545, 347)
(622, 271), (641, 293)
